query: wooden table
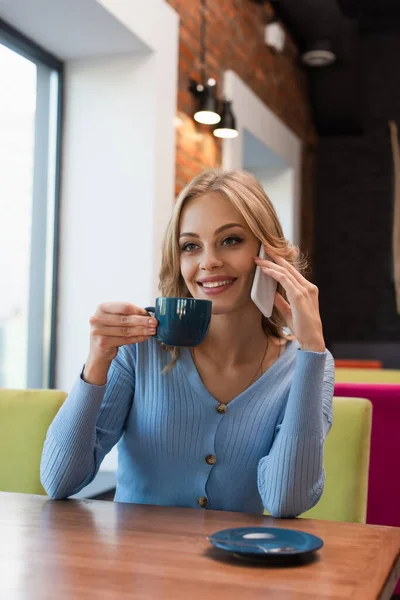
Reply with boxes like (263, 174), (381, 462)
(1, 492), (400, 599)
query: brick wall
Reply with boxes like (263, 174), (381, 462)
(166, 0), (317, 259)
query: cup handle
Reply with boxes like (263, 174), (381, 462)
(144, 306), (159, 339)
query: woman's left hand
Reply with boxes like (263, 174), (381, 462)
(254, 247), (326, 353)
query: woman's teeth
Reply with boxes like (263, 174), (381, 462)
(201, 279), (234, 288)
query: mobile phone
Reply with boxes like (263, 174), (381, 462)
(250, 245), (277, 318)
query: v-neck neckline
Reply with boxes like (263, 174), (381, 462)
(179, 339), (296, 408)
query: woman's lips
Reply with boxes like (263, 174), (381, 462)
(197, 278), (237, 296)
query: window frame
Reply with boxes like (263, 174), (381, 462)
(0, 18), (64, 388)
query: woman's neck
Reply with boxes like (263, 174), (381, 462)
(196, 303), (270, 368)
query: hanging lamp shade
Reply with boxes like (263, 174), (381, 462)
(213, 100), (238, 138)
(194, 83), (221, 125)
(302, 40), (336, 67)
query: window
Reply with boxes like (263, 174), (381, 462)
(0, 20), (63, 388)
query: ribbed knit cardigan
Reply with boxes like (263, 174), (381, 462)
(41, 338), (334, 517)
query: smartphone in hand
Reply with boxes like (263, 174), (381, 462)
(251, 245), (277, 318)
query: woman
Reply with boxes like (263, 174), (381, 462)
(41, 168), (334, 517)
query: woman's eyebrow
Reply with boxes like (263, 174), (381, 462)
(179, 223), (245, 239)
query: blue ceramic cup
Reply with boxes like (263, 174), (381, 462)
(145, 297), (212, 347)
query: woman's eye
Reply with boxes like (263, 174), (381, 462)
(181, 242), (198, 252)
(222, 236), (243, 247)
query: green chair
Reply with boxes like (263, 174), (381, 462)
(264, 397), (372, 523)
(0, 389), (66, 494)
(300, 396), (372, 523)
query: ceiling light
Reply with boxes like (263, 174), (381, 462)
(188, 0), (237, 134)
(193, 82), (221, 125)
(302, 40), (336, 67)
(213, 101), (238, 138)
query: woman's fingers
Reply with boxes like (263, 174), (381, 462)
(95, 334), (154, 351)
(274, 291), (291, 316)
(254, 249), (325, 352)
(96, 304), (154, 324)
(260, 263), (306, 302)
(90, 312), (157, 329)
(99, 302), (149, 316)
(93, 324), (157, 337)
(262, 246), (313, 289)
(259, 257), (320, 307)
(89, 302), (158, 361)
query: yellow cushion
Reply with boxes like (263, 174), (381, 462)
(335, 368), (400, 384)
(0, 389), (66, 494)
(264, 397), (372, 523)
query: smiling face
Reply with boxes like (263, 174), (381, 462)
(179, 192), (260, 314)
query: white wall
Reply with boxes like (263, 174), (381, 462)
(222, 71), (302, 246)
(98, 1), (180, 301)
(54, 2), (178, 390)
(57, 55), (156, 385)
(251, 168), (295, 242)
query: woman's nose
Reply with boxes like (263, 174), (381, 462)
(200, 248), (223, 270)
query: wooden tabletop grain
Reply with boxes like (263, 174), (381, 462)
(0, 492), (399, 600)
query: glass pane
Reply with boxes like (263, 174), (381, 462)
(0, 44), (36, 388)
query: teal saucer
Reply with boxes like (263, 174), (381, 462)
(208, 527), (323, 559)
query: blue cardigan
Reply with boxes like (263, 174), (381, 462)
(40, 338), (334, 517)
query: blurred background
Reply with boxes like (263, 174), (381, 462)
(1, 0), (400, 497)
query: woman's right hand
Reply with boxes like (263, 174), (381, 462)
(83, 302), (157, 385)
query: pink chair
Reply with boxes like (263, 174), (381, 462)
(334, 382), (400, 593)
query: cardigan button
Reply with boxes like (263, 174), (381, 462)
(197, 496), (208, 508)
(205, 454), (216, 465)
(216, 403), (227, 414)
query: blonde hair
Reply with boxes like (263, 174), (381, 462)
(159, 168), (307, 369)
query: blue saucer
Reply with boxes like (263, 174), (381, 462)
(208, 527), (323, 559)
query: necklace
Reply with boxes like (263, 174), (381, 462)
(247, 335), (269, 388)
(191, 335), (270, 390)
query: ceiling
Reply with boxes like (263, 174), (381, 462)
(267, 0), (400, 135)
(337, 0), (400, 32)
(337, 0), (400, 17)
(0, 0), (147, 61)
